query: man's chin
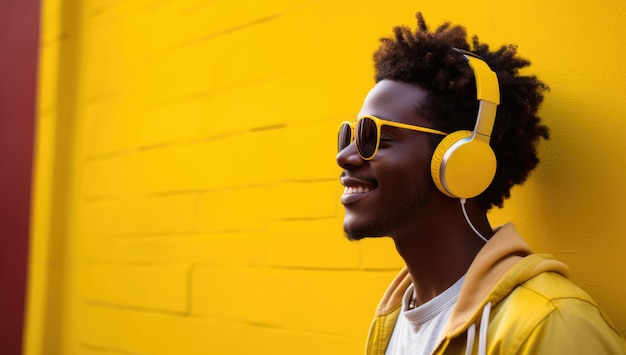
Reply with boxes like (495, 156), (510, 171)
(343, 224), (386, 241)
(344, 232), (365, 242)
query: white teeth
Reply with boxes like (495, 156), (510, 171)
(344, 186), (372, 195)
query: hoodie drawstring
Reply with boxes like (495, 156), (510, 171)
(478, 302), (492, 355)
(465, 322), (475, 355)
(465, 302), (492, 355)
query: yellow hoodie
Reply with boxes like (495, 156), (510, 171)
(365, 223), (626, 355)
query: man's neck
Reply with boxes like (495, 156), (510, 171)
(391, 198), (492, 306)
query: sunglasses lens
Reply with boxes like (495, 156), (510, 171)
(338, 123), (353, 152)
(356, 117), (378, 159)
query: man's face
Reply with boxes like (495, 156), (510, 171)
(337, 80), (438, 240)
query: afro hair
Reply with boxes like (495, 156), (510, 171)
(373, 12), (550, 209)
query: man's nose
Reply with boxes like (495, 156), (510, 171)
(336, 141), (365, 168)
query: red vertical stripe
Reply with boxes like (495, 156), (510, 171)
(0, 0), (41, 354)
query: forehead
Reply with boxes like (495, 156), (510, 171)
(357, 79), (429, 125)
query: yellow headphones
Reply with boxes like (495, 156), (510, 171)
(430, 49), (500, 199)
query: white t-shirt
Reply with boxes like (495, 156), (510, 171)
(385, 276), (465, 355)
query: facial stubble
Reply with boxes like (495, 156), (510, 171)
(343, 170), (434, 241)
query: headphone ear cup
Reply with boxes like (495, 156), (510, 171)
(430, 130), (496, 199)
(431, 131), (473, 197)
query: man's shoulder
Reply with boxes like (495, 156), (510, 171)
(488, 272), (586, 331)
(487, 271), (626, 353)
(518, 270), (593, 304)
(495, 270), (598, 321)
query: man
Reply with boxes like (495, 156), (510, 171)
(336, 13), (626, 355)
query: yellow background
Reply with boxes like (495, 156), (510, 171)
(26, 0), (626, 354)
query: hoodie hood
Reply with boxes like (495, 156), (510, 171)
(373, 223), (569, 323)
(366, 223), (625, 355)
(444, 223), (569, 336)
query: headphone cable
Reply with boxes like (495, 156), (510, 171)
(460, 198), (489, 243)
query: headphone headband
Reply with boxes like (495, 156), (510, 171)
(452, 49), (500, 103)
(452, 48), (500, 139)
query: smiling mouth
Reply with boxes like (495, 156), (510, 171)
(341, 184), (377, 205)
(343, 186), (372, 195)
(340, 174), (378, 204)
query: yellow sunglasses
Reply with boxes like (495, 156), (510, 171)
(337, 115), (447, 160)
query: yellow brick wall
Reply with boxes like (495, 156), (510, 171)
(26, 0), (626, 354)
